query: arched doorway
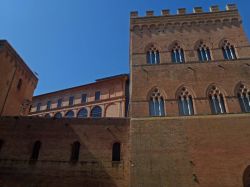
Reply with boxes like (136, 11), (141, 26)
(243, 166), (250, 187)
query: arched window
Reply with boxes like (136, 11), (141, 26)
(146, 46), (160, 64)
(31, 141), (41, 160)
(17, 78), (22, 90)
(222, 40), (237, 60)
(54, 112), (62, 119)
(171, 43), (185, 64)
(237, 84), (250, 113)
(208, 86), (226, 114)
(112, 142), (121, 161)
(65, 110), (74, 118)
(44, 113), (51, 118)
(149, 88), (165, 116)
(197, 42), (211, 62)
(177, 87), (194, 116)
(243, 166), (250, 187)
(77, 108), (88, 118)
(90, 106), (102, 118)
(71, 141), (80, 162)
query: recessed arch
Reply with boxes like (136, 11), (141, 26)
(147, 87), (166, 116)
(176, 86), (195, 116)
(243, 165), (250, 187)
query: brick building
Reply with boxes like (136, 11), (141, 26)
(0, 3), (250, 187)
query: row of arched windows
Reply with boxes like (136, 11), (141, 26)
(44, 106), (102, 118)
(1, 140), (121, 162)
(147, 40), (237, 64)
(149, 84), (250, 116)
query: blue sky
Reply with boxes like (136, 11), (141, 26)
(0, 0), (248, 95)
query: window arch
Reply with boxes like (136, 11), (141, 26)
(197, 41), (211, 62)
(112, 142), (121, 161)
(54, 112), (62, 119)
(222, 40), (237, 60)
(146, 46), (160, 64)
(77, 108), (88, 118)
(171, 43), (185, 64)
(30, 141), (41, 160)
(237, 84), (250, 113)
(177, 87), (194, 116)
(208, 85), (226, 114)
(71, 141), (80, 162)
(149, 88), (165, 116)
(90, 106), (102, 118)
(65, 110), (74, 118)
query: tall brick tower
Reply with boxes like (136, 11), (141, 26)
(0, 40), (38, 116)
(129, 4), (250, 187)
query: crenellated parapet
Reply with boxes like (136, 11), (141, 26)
(130, 4), (241, 32)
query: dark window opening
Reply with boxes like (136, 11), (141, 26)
(71, 141), (80, 162)
(17, 79), (22, 90)
(112, 142), (121, 161)
(30, 141), (41, 160)
(69, 96), (74, 106)
(95, 91), (101, 101)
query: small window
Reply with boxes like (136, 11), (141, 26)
(112, 142), (121, 161)
(178, 87), (194, 116)
(197, 42), (211, 62)
(146, 46), (160, 64)
(222, 40), (237, 60)
(149, 88), (165, 116)
(90, 106), (102, 118)
(57, 99), (62, 108)
(69, 96), (74, 106)
(171, 43), (185, 64)
(0, 139), (4, 153)
(77, 108), (88, 118)
(54, 112), (62, 118)
(95, 91), (101, 101)
(81, 94), (87, 103)
(30, 141), (41, 160)
(208, 86), (226, 114)
(71, 141), (80, 162)
(17, 78), (22, 90)
(65, 110), (74, 118)
(237, 84), (250, 113)
(36, 103), (41, 112)
(46, 101), (51, 110)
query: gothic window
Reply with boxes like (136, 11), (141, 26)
(71, 141), (80, 162)
(77, 108), (88, 118)
(171, 43), (185, 64)
(178, 87), (194, 116)
(222, 40), (237, 60)
(95, 91), (101, 101)
(81, 94), (87, 103)
(237, 84), (250, 113)
(197, 42), (211, 62)
(30, 141), (41, 160)
(46, 101), (51, 110)
(146, 46), (160, 64)
(54, 112), (62, 118)
(57, 99), (62, 108)
(112, 142), (121, 161)
(36, 103), (41, 112)
(69, 96), (74, 106)
(65, 110), (74, 118)
(149, 88), (165, 116)
(90, 106), (102, 118)
(17, 78), (22, 90)
(208, 86), (226, 114)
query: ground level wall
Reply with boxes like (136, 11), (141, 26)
(130, 113), (250, 187)
(0, 117), (129, 187)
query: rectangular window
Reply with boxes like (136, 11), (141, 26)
(95, 91), (101, 101)
(69, 96), (74, 106)
(47, 101), (51, 110)
(57, 99), (62, 108)
(81, 94), (87, 103)
(37, 103), (41, 112)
